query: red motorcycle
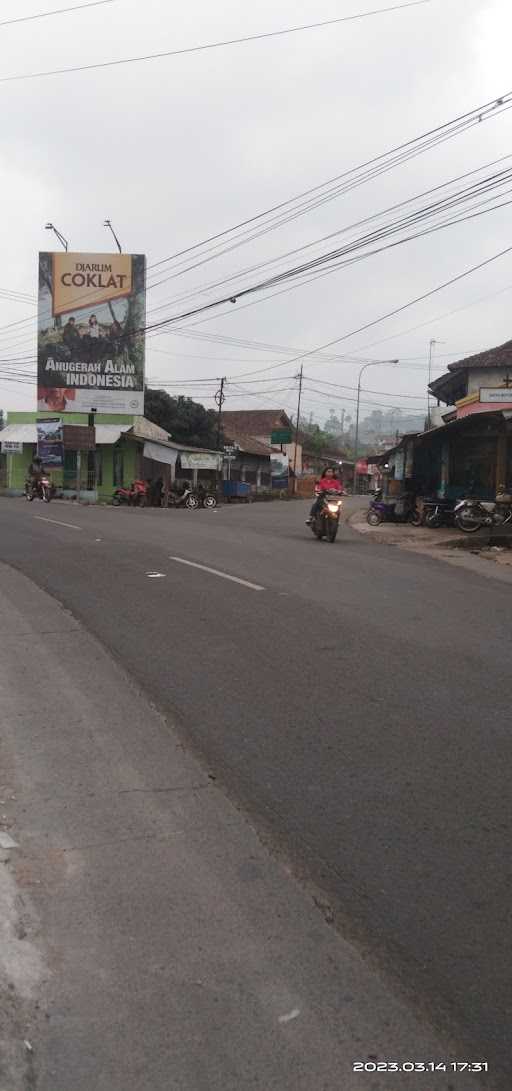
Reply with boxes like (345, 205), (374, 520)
(112, 480), (148, 507)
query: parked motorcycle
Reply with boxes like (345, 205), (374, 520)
(166, 487), (199, 510)
(310, 490), (343, 542)
(454, 492), (512, 533)
(196, 486), (218, 509)
(413, 498), (455, 529)
(112, 480), (148, 506)
(366, 493), (415, 526)
(25, 476), (52, 503)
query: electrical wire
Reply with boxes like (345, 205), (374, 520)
(144, 162), (512, 317)
(0, 1), (430, 83)
(0, 0), (115, 28)
(1, 93), (511, 351)
(147, 92), (512, 277)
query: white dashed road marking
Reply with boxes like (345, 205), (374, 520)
(170, 557), (265, 591)
(34, 516), (81, 530)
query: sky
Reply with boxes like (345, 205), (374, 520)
(2, 0), (512, 430)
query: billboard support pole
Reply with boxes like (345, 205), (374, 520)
(76, 450), (81, 504)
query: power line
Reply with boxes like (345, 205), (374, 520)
(144, 162), (512, 318)
(197, 244), (512, 383)
(1, 1), (430, 83)
(147, 92), (512, 278)
(0, 0), (115, 28)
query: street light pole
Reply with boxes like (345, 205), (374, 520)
(292, 364), (303, 491)
(45, 223), (69, 251)
(104, 219), (122, 254)
(354, 358), (399, 492)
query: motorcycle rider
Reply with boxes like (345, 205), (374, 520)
(28, 454), (44, 493)
(306, 466), (343, 525)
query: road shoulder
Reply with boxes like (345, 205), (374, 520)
(0, 562), (488, 1090)
(349, 509), (512, 585)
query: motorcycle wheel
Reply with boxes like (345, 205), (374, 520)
(327, 519), (338, 542)
(366, 510), (382, 526)
(42, 486), (51, 503)
(455, 513), (483, 533)
(185, 495), (199, 509)
(203, 494), (217, 508)
(25, 488), (34, 502)
(425, 511), (442, 528)
(112, 496), (121, 506)
(313, 518), (324, 540)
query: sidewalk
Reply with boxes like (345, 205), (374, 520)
(0, 563), (487, 1091)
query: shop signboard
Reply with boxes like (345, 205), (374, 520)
(1, 440), (23, 454)
(37, 251), (146, 415)
(37, 417), (64, 467)
(180, 452), (222, 470)
(62, 425), (95, 451)
(271, 429), (292, 445)
(480, 387), (512, 404)
(270, 449), (289, 489)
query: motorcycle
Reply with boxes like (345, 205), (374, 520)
(310, 490), (343, 542)
(166, 487), (199, 510)
(25, 476), (52, 503)
(454, 491), (512, 533)
(112, 480), (148, 506)
(366, 492), (416, 526)
(196, 486), (217, 509)
(413, 498), (455, 529)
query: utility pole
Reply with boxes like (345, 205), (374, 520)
(104, 219), (122, 254)
(292, 365), (303, 491)
(340, 408), (345, 437)
(426, 338), (442, 429)
(215, 377), (226, 450)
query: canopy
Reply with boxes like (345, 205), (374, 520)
(143, 440), (178, 467)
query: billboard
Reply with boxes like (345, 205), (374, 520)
(37, 252), (145, 415)
(37, 417), (64, 467)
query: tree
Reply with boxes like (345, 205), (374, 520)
(144, 387), (220, 449)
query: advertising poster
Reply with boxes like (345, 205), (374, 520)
(270, 449), (289, 489)
(37, 417), (64, 467)
(37, 252), (146, 415)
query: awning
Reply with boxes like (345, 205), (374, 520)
(95, 425), (131, 445)
(143, 440), (178, 467)
(0, 424), (37, 446)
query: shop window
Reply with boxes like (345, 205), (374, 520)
(113, 448), (124, 487)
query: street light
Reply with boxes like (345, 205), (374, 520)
(104, 219), (122, 254)
(45, 223), (69, 251)
(354, 358), (399, 492)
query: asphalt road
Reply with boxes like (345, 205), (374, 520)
(1, 495), (511, 1087)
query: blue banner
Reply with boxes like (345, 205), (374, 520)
(37, 417), (63, 468)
